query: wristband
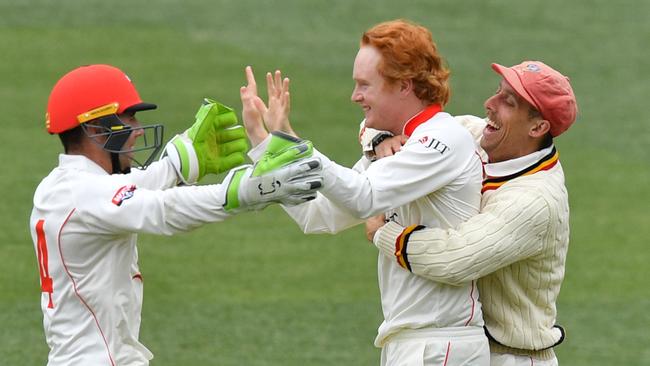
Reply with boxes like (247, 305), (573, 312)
(371, 132), (394, 152)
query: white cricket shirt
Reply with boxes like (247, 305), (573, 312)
(30, 155), (232, 366)
(375, 116), (570, 358)
(251, 105), (485, 346)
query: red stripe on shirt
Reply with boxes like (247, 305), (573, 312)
(442, 341), (451, 366)
(36, 219), (54, 308)
(464, 280), (476, 326)
(57, 208), (116, 366)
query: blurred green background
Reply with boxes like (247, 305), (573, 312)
(2, 0), (649, 364)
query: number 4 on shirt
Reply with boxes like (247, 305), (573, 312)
(35, 219), (54, 309)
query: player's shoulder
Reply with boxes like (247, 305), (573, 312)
(453, 114), (486, 128)
(61, 166), (136, 207)
(498, 168), (568, 213)
(76, 171), (136, 199)
(453, 115), (486, 142)
(32, 167), (69, 208)
(411, 112), (476, 151)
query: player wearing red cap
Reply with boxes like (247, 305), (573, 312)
(369, 60), (578, 366)
(30, 64), (323, 365)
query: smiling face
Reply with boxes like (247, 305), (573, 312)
(482, 80), (549, 163)
(350, 46), (404, 135)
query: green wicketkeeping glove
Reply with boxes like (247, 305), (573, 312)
(253, 131), (314, 176)
(222, 131), (323, 212)
(163, 99), (248, 184)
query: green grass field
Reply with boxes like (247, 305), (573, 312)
(2, 0), (649, 364)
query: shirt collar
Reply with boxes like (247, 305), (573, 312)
(402, 104), (443, 137)
(484, 144), (555, 178)
(59, 154), (109, 175)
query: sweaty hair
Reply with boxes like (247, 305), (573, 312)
(361, 19), (451, 106)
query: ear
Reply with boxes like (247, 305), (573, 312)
(399, 79), (413, 96)
(529, 119), (551, 138)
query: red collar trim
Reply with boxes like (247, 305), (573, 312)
(402, 104), (443, 137)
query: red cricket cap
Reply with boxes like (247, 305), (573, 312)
(491, 61), (578, 137)
(45, 64), (157, 134)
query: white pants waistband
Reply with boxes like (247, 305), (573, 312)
(386, 326), (485, 343)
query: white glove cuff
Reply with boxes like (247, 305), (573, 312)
(247, 134), (272, 163)
(164, 134), (200, 185)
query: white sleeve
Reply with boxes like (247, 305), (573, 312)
(126, 157), (179, 190)
(248, 135), (374, 234)
(317, 125), (475, 219)
(72, 174), (230, 236)
(374, 187), (550, 285)
(281, 158), (370, 234)
(281, 193), (364, 234)
(358, 119), (391, 156)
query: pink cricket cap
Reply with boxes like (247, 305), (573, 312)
(491, 61), (578, 137)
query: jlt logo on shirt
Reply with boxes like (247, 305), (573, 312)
(418, 136), (450, 154)
(112, 184), (137, 206)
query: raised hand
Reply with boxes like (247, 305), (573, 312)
(221, 131), (322, 212)
(375, 135), (408, 159)
(240, 66), (270, 147)
(260, 70), (296, 136)
(164, 99), (248, 185)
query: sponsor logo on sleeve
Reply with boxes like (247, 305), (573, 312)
(419, 136), (450, 154)
(112, 184), (137, 206)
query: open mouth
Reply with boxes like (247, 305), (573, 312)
(484, 117), (500, 133)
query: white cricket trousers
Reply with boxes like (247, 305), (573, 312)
(490, 353), (558, 366)
(380, 327), (489, 366)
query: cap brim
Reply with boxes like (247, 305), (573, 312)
(491, 63), (538, 110)
(124, 102), (157, 113)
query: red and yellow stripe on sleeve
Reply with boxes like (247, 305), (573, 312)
(394, 224), (425, 271)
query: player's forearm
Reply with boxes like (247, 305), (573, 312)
(374, 191), (550, 285)
(282, 193), (364, 234)
(99, 184), (232, 236)
(254, 141), (412, 220)
(158, 184), (232, 233)
(314, 151), (397, 219)
(128, 157), (179, 190)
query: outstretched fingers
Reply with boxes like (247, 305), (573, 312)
(264, 69), (294, 135)
(245, 66), (258, 96)
(240, 66), (270, 146)
(282, 77), (291, 114)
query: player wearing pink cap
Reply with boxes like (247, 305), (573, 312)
(368, 60), (578, 366)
